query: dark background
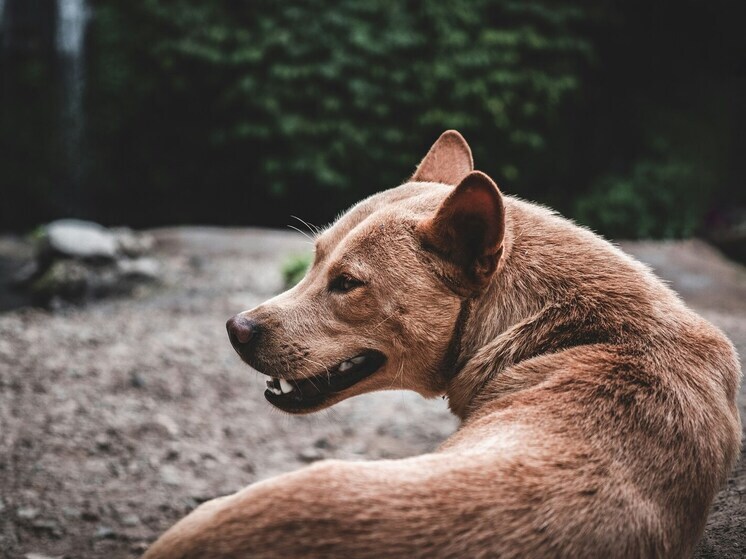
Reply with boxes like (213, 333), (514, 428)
(1, 0), (744, 238)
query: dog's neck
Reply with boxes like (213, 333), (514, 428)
(443, 197), (653, 420)
(442, 201), (531, 418)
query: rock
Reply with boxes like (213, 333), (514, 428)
(120, 513), (140, 527)
(129, 371), (146, 388)
(164, 448), (180, 461)
(17, 506), (40, 520)
(112, 227), (155, 257)
(30, 260), (88, 300)
(43, 219), (118, 261)
(160, 464), (183, 486)
(313, 437), (330, 449)
(154, 413), (180, 438)
(31, 518), (63, 537)
(25, 553), (63, 559)
(11, 260), (39, 285)
(131, 542), (150, 553)
(61, 506), (80, 518)
(81, 510), (100, 522)
(95, 433), (112, 452)
(298, 447), (324, 463)
(19, 220), (160, 304)
(116, 257), (160, 280)
(94, 526), (117, 540)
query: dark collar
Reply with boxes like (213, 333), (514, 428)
(439, 297), (473, 381)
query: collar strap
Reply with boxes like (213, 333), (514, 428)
(440, 297), (473, 381)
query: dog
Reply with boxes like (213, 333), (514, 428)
(144, 131), (741, 558)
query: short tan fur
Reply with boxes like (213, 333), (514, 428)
(145, 131), (741, 559)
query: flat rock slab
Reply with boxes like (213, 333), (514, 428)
(0, 229), (743, 558)
(44, 220), (119, 260)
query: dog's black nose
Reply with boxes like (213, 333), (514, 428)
(226, 315), (260, 351)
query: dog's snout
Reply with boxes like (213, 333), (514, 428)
(226, 315), (260, 353)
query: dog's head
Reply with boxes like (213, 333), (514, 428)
(227, 131), (506, 413)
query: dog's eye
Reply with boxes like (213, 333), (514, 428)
(329, 274), (364, 293)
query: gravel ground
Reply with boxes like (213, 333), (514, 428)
(0, 228), (743, 558)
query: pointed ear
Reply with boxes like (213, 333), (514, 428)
(416, 171), (505, 293)
(411, 130), (474, 185)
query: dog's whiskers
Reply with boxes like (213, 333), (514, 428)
(365, 310), (398, 334)
(291, 215), (323, 237)
(298, 356), (329, 391)
(286, 224), (316, 245)
(388, 359), (406, 390)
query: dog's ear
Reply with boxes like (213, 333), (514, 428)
(417, 171), (505, 293)
(411, 130), (474, 185)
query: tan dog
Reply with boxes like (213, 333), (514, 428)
(144, 131), (741, 558)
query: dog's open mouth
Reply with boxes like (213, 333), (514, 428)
(263, 350), (386, 411)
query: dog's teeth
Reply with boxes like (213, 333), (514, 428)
(338, 360), (353, 372)
(350, 355), (366, 365)
(279, 378), (294, 394)
(268, 387), (282, 395)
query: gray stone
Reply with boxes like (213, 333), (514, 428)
(129, 371), (146, 388)
(94, 525), (117, 539)
(130, 542), (150, 554)
(120, 513), (140, 527)
(298, 447), (324, 463)
(29, 260), (88, 299)
(112, 227), (155, 257)
(31, 518), (63, 537)
(116, 257), (160, 280)
(17, 506), (40, 520)
(44, 219), (118, 260)
(160, 464), (183, 486)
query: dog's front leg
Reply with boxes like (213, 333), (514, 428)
(144, 456), (452, 559)
(142, 459), (342, 559)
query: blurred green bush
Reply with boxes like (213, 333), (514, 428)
(86, 0), (594, 224)
(282, 253), (312, 289)
(1, 1), (743, 238)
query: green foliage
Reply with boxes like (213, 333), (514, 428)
(282, 253), (312, 289)
(86, 0), (596, 224)
(575, 157), (706, 239)
(3, 1), (741, 238)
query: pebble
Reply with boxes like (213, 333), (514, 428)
(17, 506), (40, 520)
(117, 257), (160, 280)
(120, 513), (140, 527)
(81, 510), (100, 522)
(298, 448), (324, 463)
(160, 465), (183, 486)
(95, 434), (112, 452)
(313, 437), (330, 449)
(94, 526), (117, 539)
(30, 519), (63, 537)
(129, 371), (146, 388)
(130, 542), (150, 553)
(61, 506), (81, 518)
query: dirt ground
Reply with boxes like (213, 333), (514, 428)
(0, 228), (744, 558)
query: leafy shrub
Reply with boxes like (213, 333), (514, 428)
(282, 253), (312, 289)
(575, 151), (709, 239)
(2, 1), (741, 239)
(85, 0), (595, 226)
